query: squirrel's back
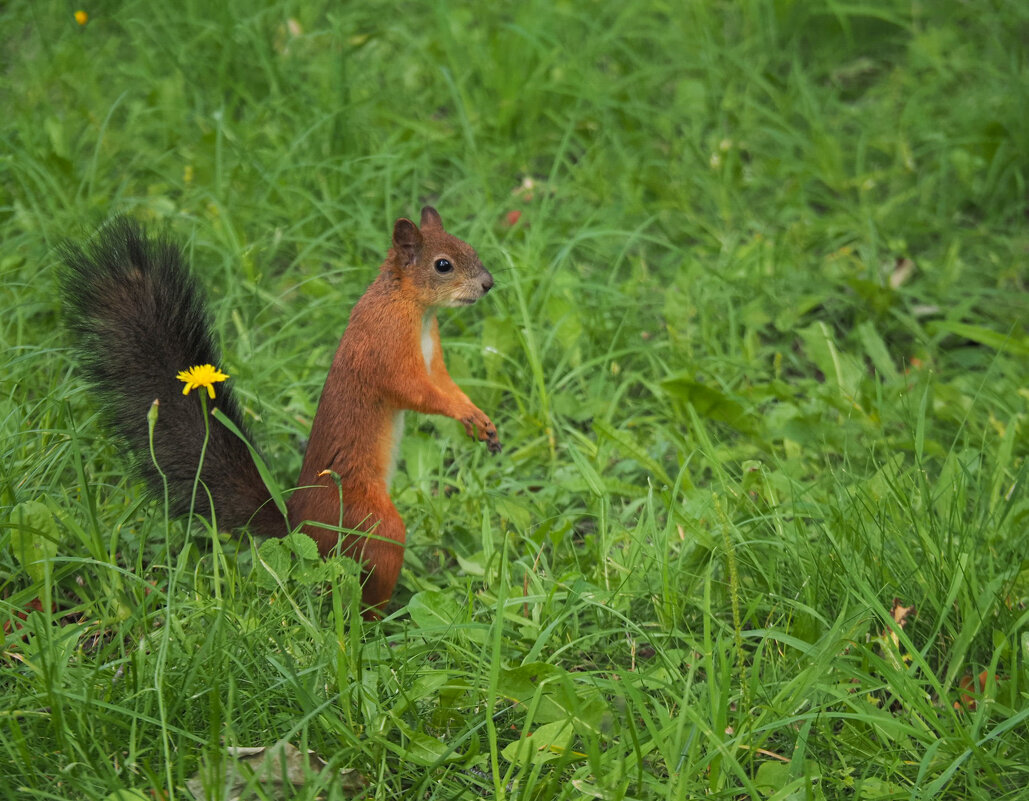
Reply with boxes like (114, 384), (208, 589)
(61, 218), (283, 535)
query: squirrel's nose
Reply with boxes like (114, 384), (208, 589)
(481, 271), (494, 293)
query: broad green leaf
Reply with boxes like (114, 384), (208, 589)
(256, 538), (290, 589)
(498, 662), (566, 702)
(660, 374), (754, 432)
(284, 531), (320, 561)
(408, 589), (466, 629)
(10, 500), (60, 584)
(455, 551), (486, 576)
(501, 719), (575, 766)
(754, 760), (791, 795)
(400, 730), (455, 764)
(857, 777), (904, 799)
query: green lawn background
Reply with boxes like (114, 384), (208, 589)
(1, 1), (1027, 798)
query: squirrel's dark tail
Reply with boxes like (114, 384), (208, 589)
(60, 218), (286, 537)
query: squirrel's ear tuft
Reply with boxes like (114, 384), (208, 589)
(392, 218), (422, 266)
(420, 206), (444, 230)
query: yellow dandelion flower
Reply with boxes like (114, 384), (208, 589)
(176, 364), (229, 399)
(74, 10), (88, 25)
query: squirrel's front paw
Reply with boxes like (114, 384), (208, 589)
(483, 424), (502, 455)
(461, 409), (502, 454)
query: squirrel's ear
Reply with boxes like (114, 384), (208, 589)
(392, 218), (422, 266)
(420, 206), (444, 230)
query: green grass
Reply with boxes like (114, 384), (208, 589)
(2, 1), (1027, 798)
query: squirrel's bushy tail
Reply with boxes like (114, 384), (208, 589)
(61, 218), (285, 536)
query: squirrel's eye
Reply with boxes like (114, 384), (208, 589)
(434, 258), (453, 274)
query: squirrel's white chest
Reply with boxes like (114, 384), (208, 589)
(385, 318), (435, 487)
(421, 316), (436, 373)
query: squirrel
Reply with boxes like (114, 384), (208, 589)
(61, 206), (501, 616)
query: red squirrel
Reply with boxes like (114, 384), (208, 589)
(61, 207), (500, 615)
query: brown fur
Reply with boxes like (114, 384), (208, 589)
(63, 208), (499, 619)
(287, 207), (500, 613)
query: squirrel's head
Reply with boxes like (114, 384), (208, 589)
(390, 207), (494, 308)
